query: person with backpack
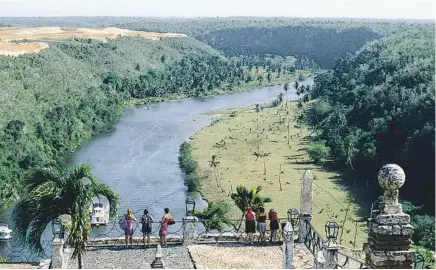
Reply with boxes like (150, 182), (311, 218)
(121, 208), (136, 249)
(159, 208), (174, 247)
(141, 209), (154, 248)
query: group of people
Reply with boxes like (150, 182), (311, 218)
(119, 206), (280, 248)
(120, 207), (174, 248)
(244, 207), (280, 244)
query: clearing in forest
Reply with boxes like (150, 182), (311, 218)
(190, 101), (368, 248)
(0, 26), (187, 56)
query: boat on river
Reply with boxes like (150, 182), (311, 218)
(89, 202), (110, 226)
(0, 223), (12, 240)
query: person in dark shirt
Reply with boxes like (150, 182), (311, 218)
(256, 207), (267, 243)
(268, 209), (279, 242)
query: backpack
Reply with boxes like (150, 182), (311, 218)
(168, 216), (175, 225)
(119, 218), (127, 230)
(141, 215), (152, 226)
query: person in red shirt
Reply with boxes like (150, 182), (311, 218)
(244, 207), (256, 245)
(268, 209), (279, 242)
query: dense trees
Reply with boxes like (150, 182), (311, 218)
(307, 29), (435, 214)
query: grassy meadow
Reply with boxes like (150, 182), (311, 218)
(189, 101), (368, 248)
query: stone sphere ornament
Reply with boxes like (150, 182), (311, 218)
(377, 164), (405, 190)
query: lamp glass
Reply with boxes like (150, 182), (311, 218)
(185, 198), (196, 216)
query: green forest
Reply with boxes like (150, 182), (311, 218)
(305, 28), (435, 251)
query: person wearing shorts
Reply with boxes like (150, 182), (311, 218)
(141, 209), (154, 248)
(245, 207), (256, 245)
(257, 207), (267, 243)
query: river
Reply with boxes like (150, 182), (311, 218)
(1, 77), (314, 247)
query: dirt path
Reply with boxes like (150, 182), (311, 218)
(0, 26), (187, 56)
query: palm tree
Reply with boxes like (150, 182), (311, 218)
(283, 82), (289, 108)
(230, 185), (272, 230)
(255, 104), (261, 130)
(12, 163), (119, 269)
(208, 155), (222, 190)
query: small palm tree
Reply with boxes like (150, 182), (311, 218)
(230, 185), (272, 230)
(12, 163), (119, 269)
(208, 155), (221, 189)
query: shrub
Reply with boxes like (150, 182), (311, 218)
(413, 214), (435, 250)
(307, 141), (330, 163)
(179, 141), (201, 192)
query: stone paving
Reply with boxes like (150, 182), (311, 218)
(188, 243), (314, 269)
(66, 245), (193, 269)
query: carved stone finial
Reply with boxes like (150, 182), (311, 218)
(378, 164), (405, 190)
(377, 164), (406, 212)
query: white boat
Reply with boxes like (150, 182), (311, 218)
(0, 223), (12, 240)
(89, 202), (110, 226)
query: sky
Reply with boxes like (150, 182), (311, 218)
(0, 0), (434, 19)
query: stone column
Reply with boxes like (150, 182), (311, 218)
(282, 222), (294, 269)
(323, 243), (339, 269)
(182, 216), (198, 246)
(299, 170), (313, 243)
(364, 164), (415, 269)
(51, 237), (66, 269)
(151, 244), (165, 269)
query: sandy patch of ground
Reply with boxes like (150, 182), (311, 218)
(188, 243), (314, 269)
(0, 26), (187, 56)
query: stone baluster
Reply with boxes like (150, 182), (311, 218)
(364, 164), (415, 269)
(51, 237), (66, 269)
(322, 243), (339, 269)
(282, 222), (294, 269)
(182, 216), (198, 246)
(299, 170), (313, 243)
(151, 244), (165, 269)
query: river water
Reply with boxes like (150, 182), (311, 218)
(1, 77), (313, 247)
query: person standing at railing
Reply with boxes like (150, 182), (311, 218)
(256, 207), (267, 243)
(141, 209), (154, 248)
(159, 207), (174, 247)
(268, 209), (279, 242)
(123, 208), (136, 249)
(245, 207), (256, 245)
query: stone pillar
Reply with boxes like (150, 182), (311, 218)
(51, 238), (66, 269)
(323, 244), (339, 269)
(151, 244), (165, 269)
(314, 249), (325, 269)
(364, 164), (415, 269)
(282, 222), (294, 269)
(299, 170), (313, 243)
(182, 216), (198, 246)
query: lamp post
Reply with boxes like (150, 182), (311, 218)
(185, 197), (196, 216)
(51, 218), (63, 239)
(287, 208), (300, 228)
(325, 221), (339, 245)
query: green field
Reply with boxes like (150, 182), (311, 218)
(190, 101), (367, 248)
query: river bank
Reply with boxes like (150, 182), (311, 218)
(188, 101), (367, 248)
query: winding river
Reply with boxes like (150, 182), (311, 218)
(1, 77), (314, 248)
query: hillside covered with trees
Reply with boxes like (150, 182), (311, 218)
(305, 28), (435, 250)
